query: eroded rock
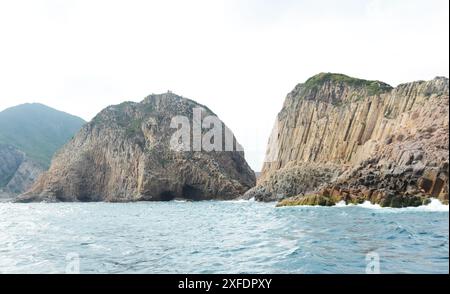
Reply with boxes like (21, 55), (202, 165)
(17, 93), (256, 202)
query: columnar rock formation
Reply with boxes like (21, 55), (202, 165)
(246, 73), (449, 207)
(17, 93), (256, 202)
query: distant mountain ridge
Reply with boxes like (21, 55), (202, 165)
(0, 103), (85, 196)
(0, 103), (85, 167)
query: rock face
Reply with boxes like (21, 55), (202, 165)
(0, 144), (45, 195)
(246, 73), (449, 207)
(243, 163), (344, 202)
(18, 93), (256, 202)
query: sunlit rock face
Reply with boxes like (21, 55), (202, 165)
(246, 73), (449, 207)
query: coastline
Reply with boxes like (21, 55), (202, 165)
(3, 195), (449, 212)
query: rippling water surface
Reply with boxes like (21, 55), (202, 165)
(0, 200), (448, 273)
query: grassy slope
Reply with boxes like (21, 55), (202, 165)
(0, 103), (85, 168)
(304, 72), (393, 96)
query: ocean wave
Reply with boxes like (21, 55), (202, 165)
(228, 198), (256, 203)
(334, 198), (448, 212)
(404, 199), (449, 212)
(335, 200), (353, 207)
(0, 200), (448, 273)
(357, 201), (383, 209)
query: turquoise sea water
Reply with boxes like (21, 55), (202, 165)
(0, 200), (448, 274)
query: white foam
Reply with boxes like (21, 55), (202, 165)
(333, 200), (378, 208)
(334, 200), (349, 207)
(332, 198), (448, 212)
(357, 201), (383, 210)
(229, 199), (253, 203)
(227, 197), (257, 203)
(405, 198), (449, 212)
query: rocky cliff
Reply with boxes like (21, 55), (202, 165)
(17, 93), (255, 202)
(245, 73), (449, 207)
(0, 144), (45, 196)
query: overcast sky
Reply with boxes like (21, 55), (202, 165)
(0, 0), (448, 171)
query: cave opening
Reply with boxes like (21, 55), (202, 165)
(159, 191), (176, 201)
(182, 185), (203, 201)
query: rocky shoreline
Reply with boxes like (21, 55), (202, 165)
(4, 73), (448, 208)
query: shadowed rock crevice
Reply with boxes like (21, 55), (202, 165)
(159, 191), (176, 201)
(182, 185), (204, 201)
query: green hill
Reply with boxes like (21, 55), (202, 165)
(0, 103), (85, 167)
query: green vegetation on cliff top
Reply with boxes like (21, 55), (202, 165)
(91, 93), (217, 138)
(304, 73), (393, 96)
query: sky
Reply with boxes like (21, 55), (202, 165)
(0, 0), (448, 171)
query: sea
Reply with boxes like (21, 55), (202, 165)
(0, 199), (448, 274)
